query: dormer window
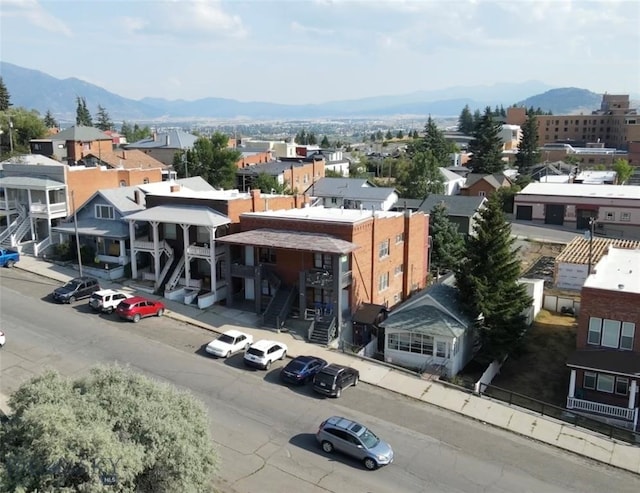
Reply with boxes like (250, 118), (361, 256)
(95, 204), (115, 220)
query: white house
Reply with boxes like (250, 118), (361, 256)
(304, 177), (398, 211)
(381, 279), (475, 377)
(439, 168), (466, 195)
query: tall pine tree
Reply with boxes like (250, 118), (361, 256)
(43, 110), (58, 129)
(95, 105), (113, 131)
(514, 109), (540, 175)
(430, 203), (465, 278)
(455, 194), (531, 360)
(75, 96), (93, 126)
(458, 104), (474, 134)
(0, 77), (12, 111)
(467, 107), (505, 174)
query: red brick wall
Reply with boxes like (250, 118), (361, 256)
(576, 287), (640, 351)
(461, 180), (501, 198)
(573, 368), (631, 408)
(68, 139), (113, 163)
(236, 151), (271, 168)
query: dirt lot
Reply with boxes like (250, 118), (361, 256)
(516, 240), (565, 274)
(488, 310), (577, 407)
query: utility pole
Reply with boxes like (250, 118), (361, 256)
(8, 119), (14, 154)
(72, 191), (83, 276)
(587, 217), (595, 275)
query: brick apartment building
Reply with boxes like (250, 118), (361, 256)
(507, 94), (640, 151)
(566, 246), (640, 429)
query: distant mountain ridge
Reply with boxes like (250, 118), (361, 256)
(0, 61), (620, 121)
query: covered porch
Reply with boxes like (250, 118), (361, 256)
(567, 350), (640, 430)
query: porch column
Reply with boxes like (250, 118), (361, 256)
(209, 227), (217, 295)
(151, 221), (160, 289)
(181, 224), (190, 287)
(629, 380), (637, 409)
(334, 254), (342, 339)
(568, 369), (576, 399)
(28, 189), (35, 242)
(129, 220), (137, 279)
(119, 239), (125, 265)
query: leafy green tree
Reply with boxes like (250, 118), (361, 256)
(43, 110), (58, 128)
(0, 108), (48, 155)
(612, 158), (633, 184)
(251, 172), (288, 194)
(0, 365), (218, 492)
(458, 104), (475, 134)
(455, 194), (531, 360)
(95, 105), (113, 131)
(0, 77), (12, 111)
(320, 135), (330, 147)
(174, 132), (240, 189)
(120, 122), (151, 143)
(75, 96), (92, 126)
(429, 203), (465, 278)
(396, 151), (444, 198)
(514, 110), (541, 175)
(467, 107), (505, 174)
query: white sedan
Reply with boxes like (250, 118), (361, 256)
(0, 330), (5, 347)
(205, 330), (253, 358)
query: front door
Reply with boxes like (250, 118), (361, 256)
(545, 204), (565, 225)
(576, 209), (596, 230)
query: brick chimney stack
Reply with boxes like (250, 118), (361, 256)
(250, 189), (261, 211)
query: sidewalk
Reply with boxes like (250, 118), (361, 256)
(7, 256), (640, 475)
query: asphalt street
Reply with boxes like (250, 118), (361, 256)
(1, 268), (638, 493)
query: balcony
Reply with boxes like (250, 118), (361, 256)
(187, 244), (211, 258)
(306, 269), (334, 288)
(230, 262), (259, 278)
(567, 397), (636, 421)
(30, 202), (67, 217)
(133, 240), (156, 251)
(0, 199), (18, 211)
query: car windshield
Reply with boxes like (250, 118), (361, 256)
(217, 334), (235, 345)
(286, 361), (307, 372)
(62, 281), (79, 290)
(90, 293), (101, 300)
(358, 427), (380, 449)
(247, 348), (265, 357)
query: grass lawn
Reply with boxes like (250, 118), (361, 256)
(488, 310), (577, 408)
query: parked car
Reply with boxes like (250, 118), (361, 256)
(280, 355), (327, 385)
(51, 276), (100, 304)
(0, 330), (5, 348)
(89, 289), (133, 314)
(205, 329), (253, 358)
(316, 416), (394, 470)
(116, 296), (165, 323)
(0, 248), (19, 268)
(312, 364), (359, 398)
(243, 340), (287, 370)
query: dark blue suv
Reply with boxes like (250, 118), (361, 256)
(280, 355), (327, 385)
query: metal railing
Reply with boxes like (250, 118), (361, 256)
(567, 397), (636, 421)
(480, 383), (640, 445)
(186, 244), (211, 257)
(165, 255), (186, 292)
(275, 287), (297, 331)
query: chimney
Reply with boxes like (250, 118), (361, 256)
(250, 188), (261, 211)
(152, 132), (157, 142)
(165, 135), (170, 146)
(170, 184), (181, 193)
(134, 189), (142, 205)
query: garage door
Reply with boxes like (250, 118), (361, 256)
(576, 209), (596, 230)
(545, 204), (565, 225)
(516, 205), (533, 220)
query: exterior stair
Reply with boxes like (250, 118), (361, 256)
(309, 316), (337, 346)
(163, 254), (186, 294)
(261, 286), (294, 330)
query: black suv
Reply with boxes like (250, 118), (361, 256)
(52, 276), (100, 303)
(312, 364), (359, 398)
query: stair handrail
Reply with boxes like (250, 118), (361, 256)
(34, 236), (52, 257)
(157, 249), (176, 287)
(275, 286), (297, 331)
(162, 240), (174, 259)
(165, 255), (186, 292)
(0, 207), (25, 243)
(10, 216), (32, 246)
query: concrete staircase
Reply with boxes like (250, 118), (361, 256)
(309, 316), (337, 346)
(261, 286), (294, 330)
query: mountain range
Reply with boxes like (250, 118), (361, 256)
(0, 61), (622, 122)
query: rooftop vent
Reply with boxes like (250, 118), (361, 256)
(618, 284), (625, 290)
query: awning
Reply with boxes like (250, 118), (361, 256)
(125, 205), (231, 228)
(567, 350), (640, 377)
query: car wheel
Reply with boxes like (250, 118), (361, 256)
(321, 441), (334, 454)
(156, 308), (164, 317)
(133, 313), (141, 323)
(363, 457), (378, 471)
(225, 351), (231, 358)
(353, 375), (359, 386)
(280, 350), (287, 360)
(68, 296), (76, 304)
(106, 307), (114, 314)
(264, 360), (272, 370)
(6, 260), (15, 268)
(335, 387), (342, 398)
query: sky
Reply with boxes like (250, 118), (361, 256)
(1, 0), (639, 105)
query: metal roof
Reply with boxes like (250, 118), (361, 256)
(0, 176), (65, 189)
(381, 304), (466, 338)
(236, 160), (309, 176)
(51, 219), (129, 238)
(0, 154), (63, 167)
(555, 236), (640, 266)
(414, 194), (487, 218)
(125, 205), (231, 227)
(96, 186), (146, 214)
(52, 126), (112, 142)
(217, 228), (358, 254)
(125, 129), (198, 150)
(304, 178), (396, 200)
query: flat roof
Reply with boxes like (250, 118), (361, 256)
(125, 205), (231, 228)
(518, 183), (640, 199)
(217, 228), (358, 254)
(241, 205), (402, 223)
(584, 247), (640, 293)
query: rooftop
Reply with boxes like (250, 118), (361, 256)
(241, 205), (402, 223)
(217, 228), (358, 254)
(556, 237), (640, 266)
(518, 183), (640, 199)
(0, 154), (63, 167)
(583, 246), (640, 294)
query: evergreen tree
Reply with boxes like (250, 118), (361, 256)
(320, 135), (330, 147)
(412, 129), (419, 139)
(396, 130), (404, 139)
(455, 194), (531, 360)
(120, 121), (133, 141)
(514, 110), (541, 175)
(307, 132), (317, 145)
(75, 96), (92, 126)
(385, 129), (393, 140)
(43, 110), (58, 128)
(472, 109), (482, 131)
(458, 104), (474, 134)
(370, 133), (377, 142)
(376, 130), (383, 140)
(396, 150), (444, 198)
(429, 203), (465, 277)
(467, 107), (505, 174)
(415, 116), (453, 166)
(95, 104), (113, 131)
(0, 77), (12, 111)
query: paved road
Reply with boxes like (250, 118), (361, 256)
(510, 220), (579, 244)
(1, 268), (638, 492)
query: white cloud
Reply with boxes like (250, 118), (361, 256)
(290, 21), (334, 36)
(0, 0), (71, 36)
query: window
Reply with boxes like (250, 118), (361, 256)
(587, 317), (602, 345)
(143, 177), (150, 184)
(394, 264), (403, 276)
(605, 211), (615, 221)
(615, 377), (629, 396)
(436, 341), (448, 358)
(621, 322), (635, 350)
(387, 332), (433, 355)
(395, 232), (404, 244)
(314, 253), (332, 270)
(596, 374), (614, 393)
(196, 226), (210, 244)
(119, 180), (126, 187)
(583, 372), (596, 390)
(601, 319), (621, 348)
(378, 239), (390, 258)
(95, 204), (115, 220)
(164, 223), (177, 240)
(258, 248), (276, 264)
(621, 212), (630, 222)
(478, 191), (486, 197)
(378, 272), (389, 292)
